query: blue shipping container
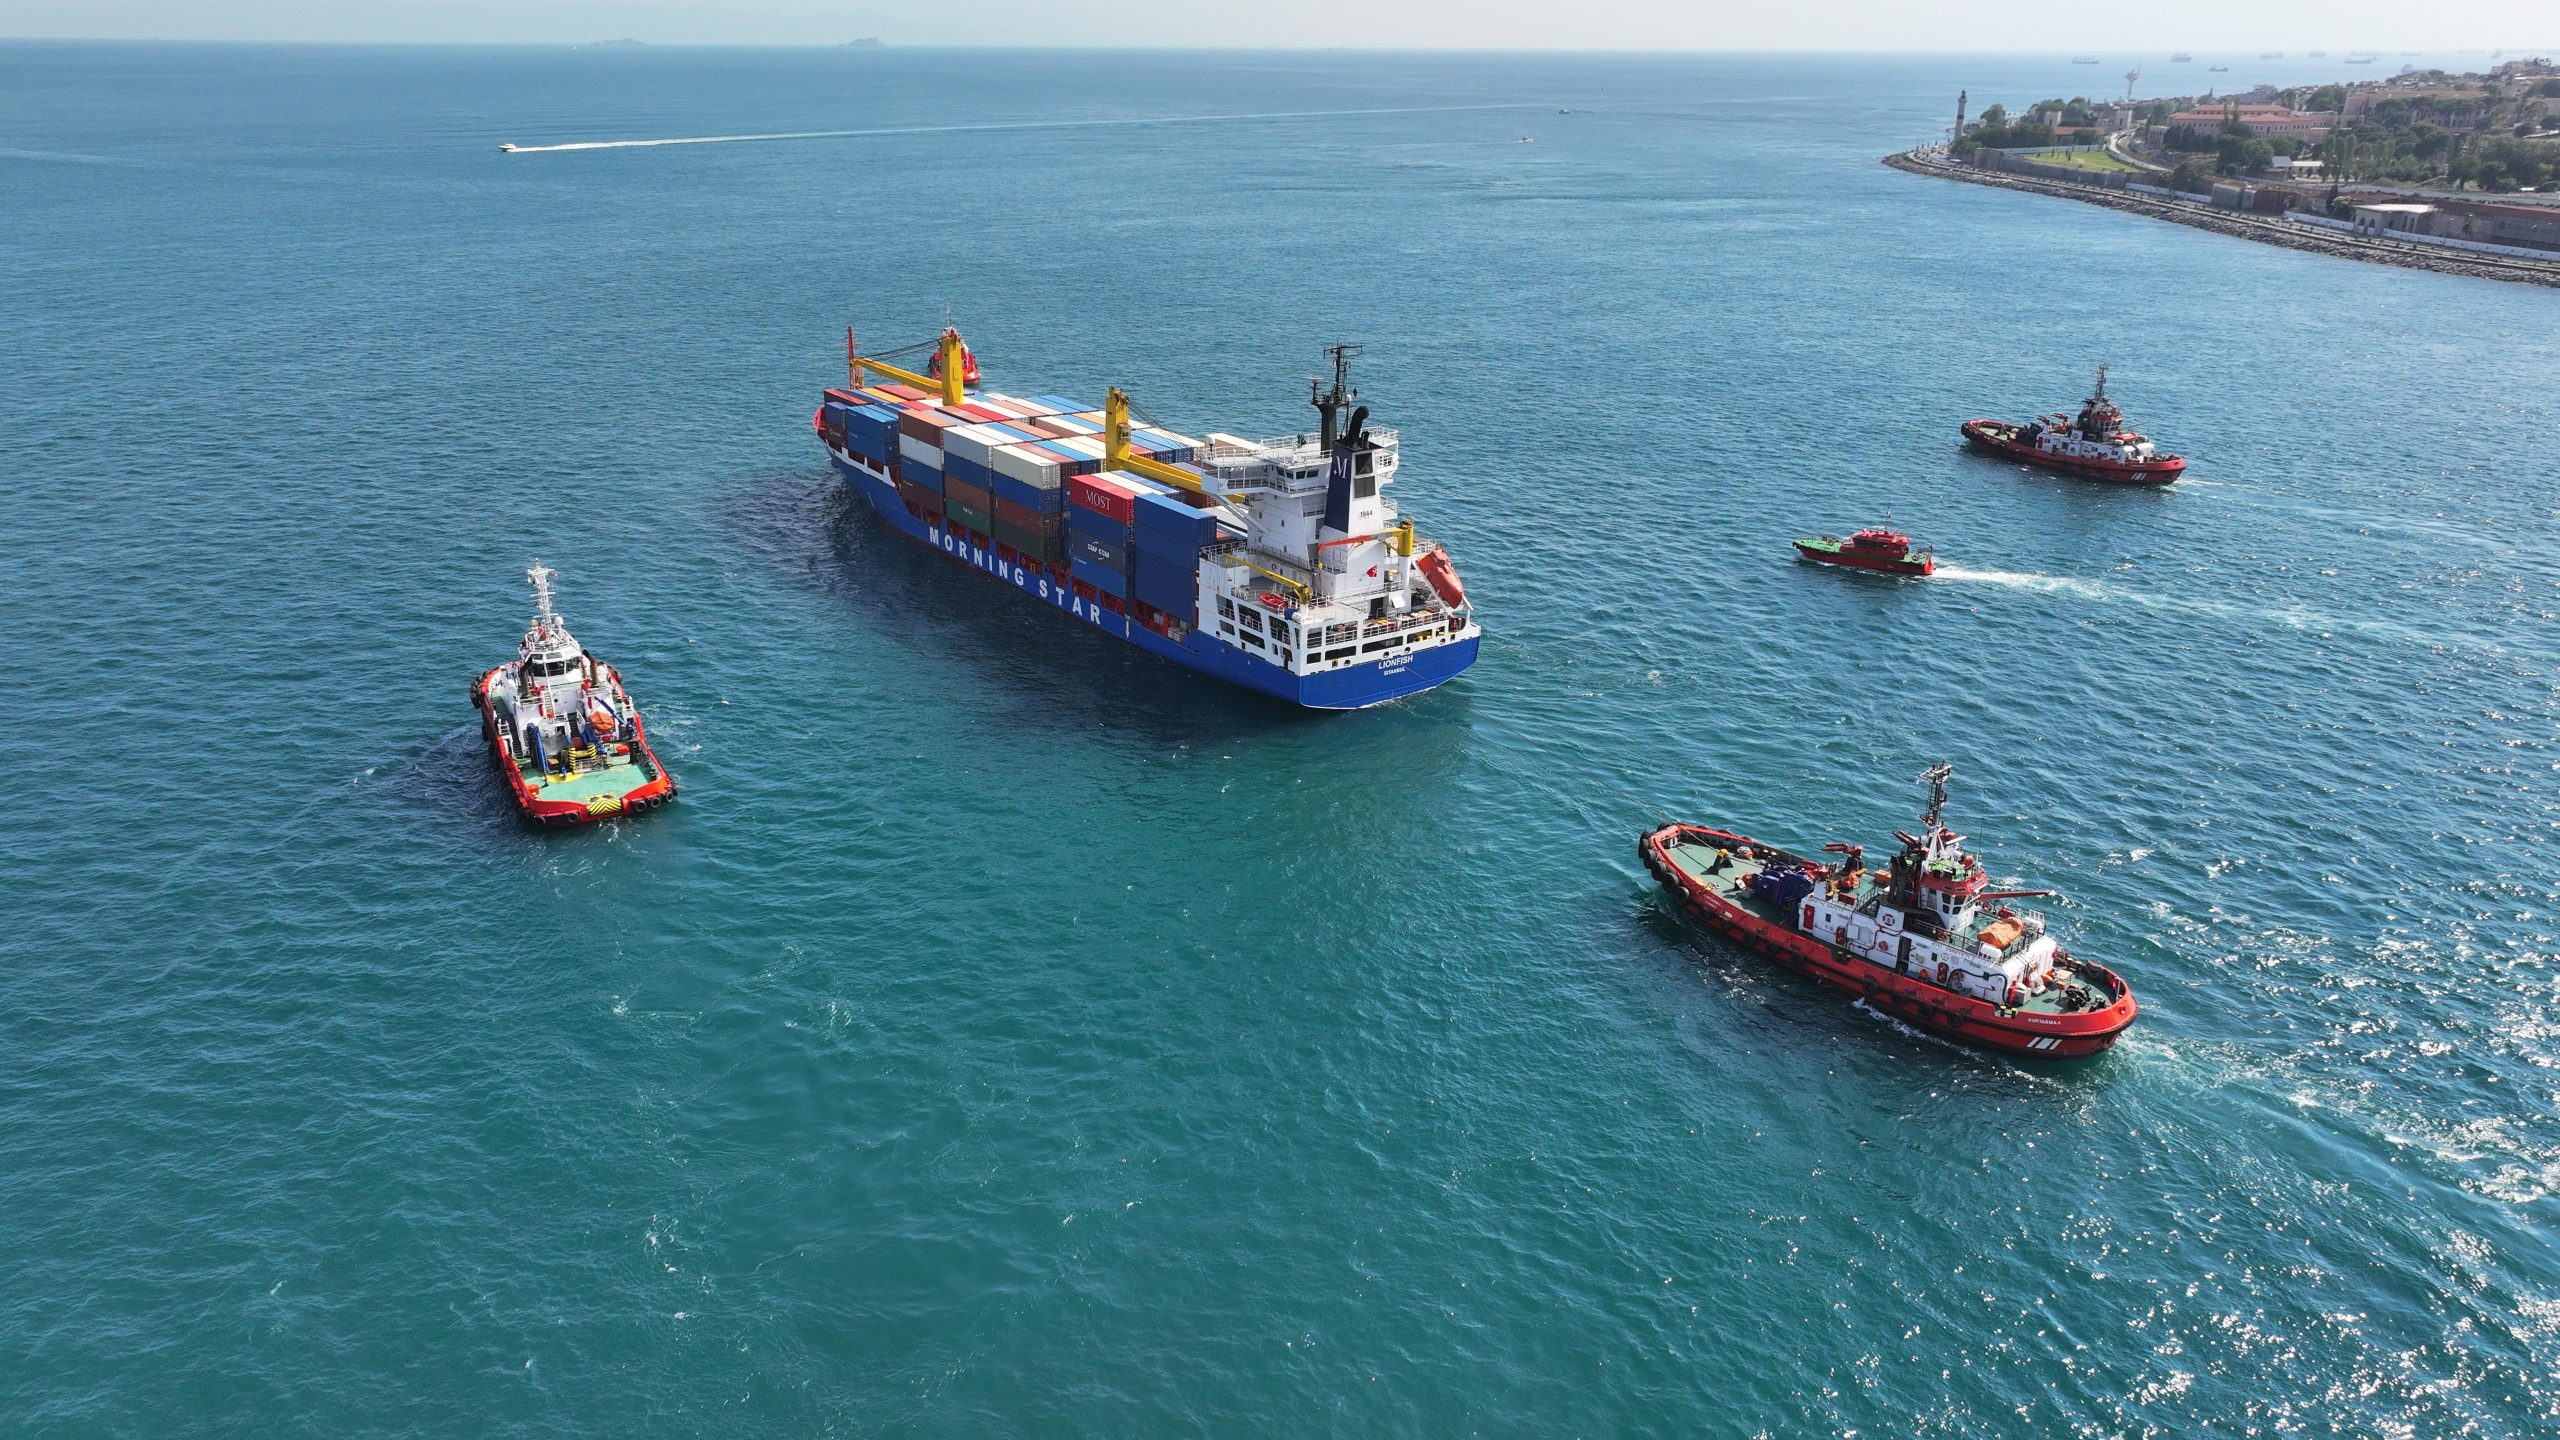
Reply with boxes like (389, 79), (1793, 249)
(1067, 505), (1128, 543)
(1070, 553), (1127, 596)
(944, 454), (991, 488)
(1070, 532), (1126, 571)
(1136, 517), (1203, 558)
(903, 465), (944, 494)
(989, 472), (1066, 514)
(1133, 491), (1217, 541)
(1131, 555), (1198, 616)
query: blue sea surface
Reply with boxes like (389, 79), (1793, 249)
(4, 42), (2557, 1437)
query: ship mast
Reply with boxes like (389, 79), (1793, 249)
(1310, 342), (1362, 452)
(1916, 761), (1954, 846)
(527, 560), (561, 637)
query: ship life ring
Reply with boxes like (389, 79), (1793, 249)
(1935, 961), (1949, 985)
(1835, 927), (1849, 948)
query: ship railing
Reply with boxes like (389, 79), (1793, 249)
(1193, 430), (1400, 497)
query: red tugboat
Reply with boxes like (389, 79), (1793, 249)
(1962, 365), (2185, 484)
(1639, 764), (2136, 1059)
(1794, 526), (1934, 576)
(469, 563), (675, 827)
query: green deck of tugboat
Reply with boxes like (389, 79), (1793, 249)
(1660, 836), (2097, 1016)
(520, 754), (652, 804)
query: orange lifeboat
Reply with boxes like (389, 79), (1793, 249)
(1417, 549), (1467, 609)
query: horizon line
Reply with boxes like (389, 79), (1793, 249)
(1, 37), (2550, 56)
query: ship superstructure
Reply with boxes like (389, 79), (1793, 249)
(816, 329), (1479, 709)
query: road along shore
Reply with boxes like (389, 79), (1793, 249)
(1884, 150), (2560, 291)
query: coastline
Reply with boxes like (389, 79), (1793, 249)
(1883, 149), (2560, 290)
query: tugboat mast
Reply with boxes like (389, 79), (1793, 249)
(1917, 760), (1954, 838)
(527, 560), (561, 635)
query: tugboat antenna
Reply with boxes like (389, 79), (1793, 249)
(1916, 761), (1954, 835)
(527, 560), (560, 631)
(2092, 363), (2109, 404)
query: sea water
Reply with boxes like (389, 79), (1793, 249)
(4, 42), (2556, 1437)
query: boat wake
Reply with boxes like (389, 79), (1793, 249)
(497, 103), (1541, 154)
(1932, 564), (2113, 600)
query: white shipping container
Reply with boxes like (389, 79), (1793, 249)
(990, 443), (1065, 485)
(941, 423), (1009, 465)
(899, 433), (944, 468)
(1054, 436), (1107, 460)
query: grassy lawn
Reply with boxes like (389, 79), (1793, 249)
(2021, 148), (2144, 173)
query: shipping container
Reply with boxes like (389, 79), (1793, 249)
(993, 519), (1066, 560)
(945, 497), (993, 535)
(1070, 531), (1126, 572)
(944, 453), (991, 488)
(1131, 552), (1199, 617)
(1133, 489), (1219, 545)
(899, 432), (945, 471)
(990, 472), (1066, 515)
(1070, 473), (1139, 524)
(991, 494), (1055, 532)
(895, 479), (946, 516)
(944, 476), (994, 513)
(1068, 553), (1127, 596)
(989, 443), (1065, 486)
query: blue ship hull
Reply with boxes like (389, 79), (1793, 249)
(828, 452), (1477, 709)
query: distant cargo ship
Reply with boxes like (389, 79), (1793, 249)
(816, 331), (1480, 709)
(2170, 52), (2193, 62)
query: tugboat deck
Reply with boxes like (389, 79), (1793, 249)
(1659, 835), (2098, 1018)
(519, 754), (655, 805)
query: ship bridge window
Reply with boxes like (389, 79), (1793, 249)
(1239, 609), (1263, 635)
(1353, 473), (1376, 500)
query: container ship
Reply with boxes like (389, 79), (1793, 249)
(815, 329), (1480, 709)
(1640, 764), (2136, 1059)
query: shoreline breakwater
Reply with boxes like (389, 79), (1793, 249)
(1883, 149), (2560, 289)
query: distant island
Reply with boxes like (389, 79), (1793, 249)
(576, 39), (648, 49)
(843, 37), (885, 49)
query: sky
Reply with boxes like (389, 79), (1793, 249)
(0, 0), (2551, 52)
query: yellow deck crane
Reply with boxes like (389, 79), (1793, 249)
(1101, 387), (1321, 605)
(845, 326), (970, 407)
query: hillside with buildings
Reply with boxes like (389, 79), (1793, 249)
(1955, 58), (2560, 194)
(1908, 59), (2560, 282)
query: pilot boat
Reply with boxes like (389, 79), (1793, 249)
(1794, 526), (1934, 576)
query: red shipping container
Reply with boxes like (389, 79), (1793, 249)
(991, 495), (1043, 531)
(1070, 474), (1138, 523)
(952, 404), (1009, 423)
(823, 387), (865, 407)
(877, 382), (930, 402)
(1019, 418), (1077, 440)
